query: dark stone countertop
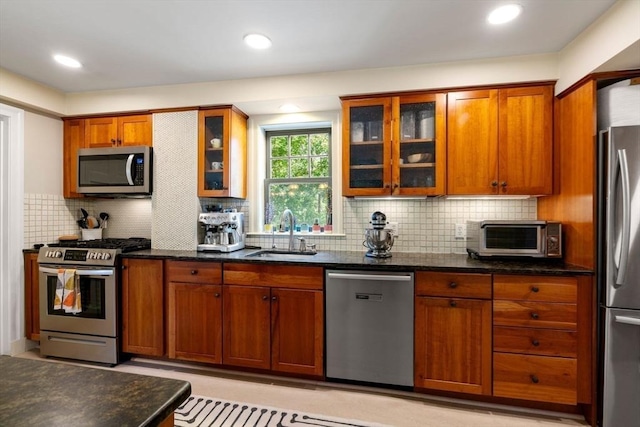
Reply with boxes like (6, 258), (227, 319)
(124, 248), (593, 276)
(0, 356), (191, 427)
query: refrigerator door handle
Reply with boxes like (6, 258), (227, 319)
(615, 148), (631, 286)
(615, 315), (640, 326)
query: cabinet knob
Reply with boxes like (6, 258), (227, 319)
(530, 374), (540, 384)
(450, 300), (457, 308)
(531, 339), (540, 347)
(491, 181), (498, 187)
(262, 295), (269, 300)
(500, 181), (507, 187)
(117, 139), (122, 145)
(214, 293), (220, 298)
(111, 139), (116, 144)
(531, 312), (539, 320)
(393, 183), (399, 189)
(121, 265), (126, 270)
(531, 286), (539, 293)
(449, 282), (458, 289)
(272, 296), (277, 301)
(384, 183), (390, 189)
(190, 270), (197, 275)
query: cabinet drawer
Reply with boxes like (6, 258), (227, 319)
(493, 326), (577, 358)
(493, 275), (577, 303)
(165, 261), (222, 284)
(493, 353), (577, 404)
(493, 301), (577, 330)
(416, 272), (491, 299)
(223, 263), (323, 290)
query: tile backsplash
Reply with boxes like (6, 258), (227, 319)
(25, 193), (536, 254)
(242, 197), (536, 254)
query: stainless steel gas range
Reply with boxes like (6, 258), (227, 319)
(37, 238), (150, 365)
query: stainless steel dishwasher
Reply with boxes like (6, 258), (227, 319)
(325, 270), (414, 387)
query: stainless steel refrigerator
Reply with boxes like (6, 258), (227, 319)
(597, 79), (640, 426)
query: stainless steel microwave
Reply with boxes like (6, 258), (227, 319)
(466, 220), (562, 259)
(77, 146), (152, 196)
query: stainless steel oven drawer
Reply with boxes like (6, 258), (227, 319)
(40, 330), (119, 365)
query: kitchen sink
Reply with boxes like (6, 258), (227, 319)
(245, 249), (317, 259)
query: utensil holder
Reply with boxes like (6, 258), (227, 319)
(81, 228), (103, 240)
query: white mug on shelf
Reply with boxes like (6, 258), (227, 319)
(210, 138), (222, 148)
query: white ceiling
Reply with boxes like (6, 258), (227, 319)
(0, 0), (619, 95)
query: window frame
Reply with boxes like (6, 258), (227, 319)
(264, 127), (332, 226)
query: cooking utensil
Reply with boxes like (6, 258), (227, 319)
(77, 219), (87, 229)
(80, 208), (89, 219)
(86, 215), (99, 229)
(99, 212), (109, 229)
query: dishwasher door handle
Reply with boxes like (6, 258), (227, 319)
(327, 272), (412, 282)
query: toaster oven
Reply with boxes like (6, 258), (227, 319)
(466, 220), (562, 259)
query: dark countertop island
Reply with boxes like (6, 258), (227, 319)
(123, 248), (593, 276)
(0, 356), (191, 427)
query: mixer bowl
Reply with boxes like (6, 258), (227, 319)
(363, 228), (395, 252)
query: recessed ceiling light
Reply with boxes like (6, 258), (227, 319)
(243, 33), (272, 49)
(53, 54), (82, 68)
(279, 104), (300, 113)
(487, 4), (522, 25)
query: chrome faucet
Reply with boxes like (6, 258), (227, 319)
(280, 209), (295, 251)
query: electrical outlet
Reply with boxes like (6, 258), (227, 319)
(387, 222), (399, 237)
(454, 223), (466, 239)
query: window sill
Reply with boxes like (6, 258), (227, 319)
(247, 231), (346, 238)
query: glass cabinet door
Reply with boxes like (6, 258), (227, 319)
(203, 114), (225, 192)
(393, 93), (446, 196)
(342, 98), (392, 196)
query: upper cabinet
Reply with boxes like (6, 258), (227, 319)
(198, 106), (248, 198)
(63, 113), (152, 198)
(342, 92), (446, 196)
(85, 114), (152, 148)
(447, 85), (553, 195)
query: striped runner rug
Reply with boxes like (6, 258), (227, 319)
(174, 395), (390, 427)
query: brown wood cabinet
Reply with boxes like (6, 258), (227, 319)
(63, 119), (86, 199)
(222, 263), (324, 376)
(492, 275), (580, 405)
(198, 106), (247, 198)
(447, 85), (553, 195)
(121, 258), (164, 356)
(24, 252), (40, 341)
(63, 114), (152, 198)
(85, 114), (152, 148)
(414, 272), (492, 395)
(341, 93), (446, 197)
(166, 261), (223, 364)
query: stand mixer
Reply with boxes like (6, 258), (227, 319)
(363, 211), (395, 258)
(197, 212), (245, 252)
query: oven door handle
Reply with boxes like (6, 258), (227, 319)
(39, 267), (114, 276)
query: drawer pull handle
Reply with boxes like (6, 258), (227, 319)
(531, 286), (539, 293)
(191, 270), (197, 275)
(530, 374), (539, 384)
(450, 300), (457, 308)
(449, 282), (458, 289)
(531, 339), (540, 346)
(531, 312), (539, 320)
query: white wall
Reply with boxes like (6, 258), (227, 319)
(23, 112), (63, 194)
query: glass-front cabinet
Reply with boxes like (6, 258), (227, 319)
(342, 92), (446, 196)
(198, 106), (248, 198)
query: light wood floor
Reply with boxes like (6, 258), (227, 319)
(16, 349), (588, 427)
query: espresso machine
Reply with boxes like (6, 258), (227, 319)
(197, 212), (245, 252)
(363, 211), (395, 258)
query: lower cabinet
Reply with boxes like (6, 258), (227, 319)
(122, 258), (164, 356)
(24, 252), (40, 341)
(492, 275), (580, 405)
(222, 263), (324, 377)
(166, 261), (223, 364)
(414, 272), (492, 395)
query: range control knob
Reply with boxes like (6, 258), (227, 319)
(103, 253), (111, 260)
(53, 251), (62, 258)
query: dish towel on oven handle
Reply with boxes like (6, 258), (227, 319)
(56, 269), (81, 314)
